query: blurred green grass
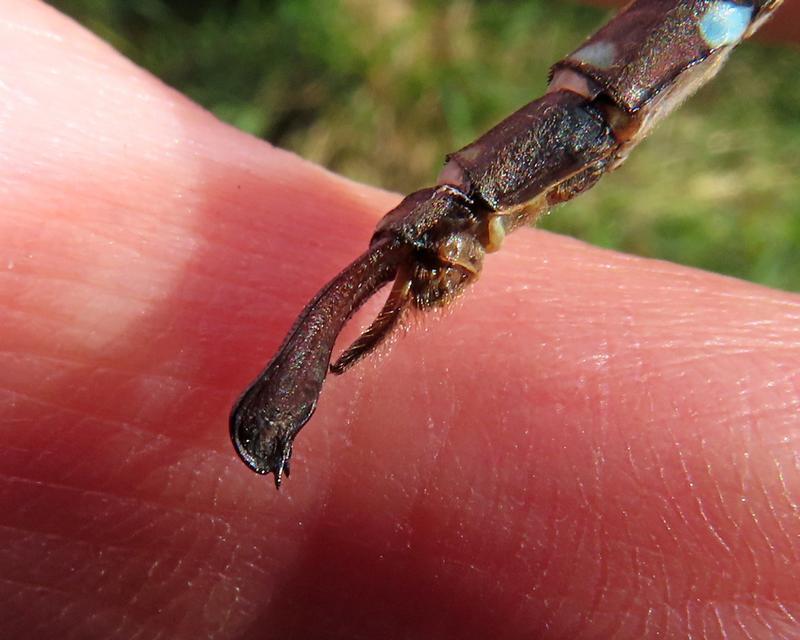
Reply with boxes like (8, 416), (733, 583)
(53, 0), (800, 291)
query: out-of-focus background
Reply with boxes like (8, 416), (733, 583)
(52, 0), (800, 291)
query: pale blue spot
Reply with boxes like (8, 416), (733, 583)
(699, 1), (753, 48)
(571, 41), (617, 69)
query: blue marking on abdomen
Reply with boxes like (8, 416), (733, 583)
(699, 1), (754, 48)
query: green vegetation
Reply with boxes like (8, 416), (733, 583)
(54, 0), (800, 290)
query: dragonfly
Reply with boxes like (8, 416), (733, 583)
(230, 0), (784, 488)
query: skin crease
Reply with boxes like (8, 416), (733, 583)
(1, 1), (799, 639)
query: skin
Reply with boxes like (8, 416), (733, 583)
(2, 1), (799, 638)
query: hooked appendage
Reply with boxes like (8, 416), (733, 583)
(230, 186), (491, 486)
(231, 0), (782, 487)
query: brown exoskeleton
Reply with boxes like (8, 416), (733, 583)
(231, 0), (784, 487)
